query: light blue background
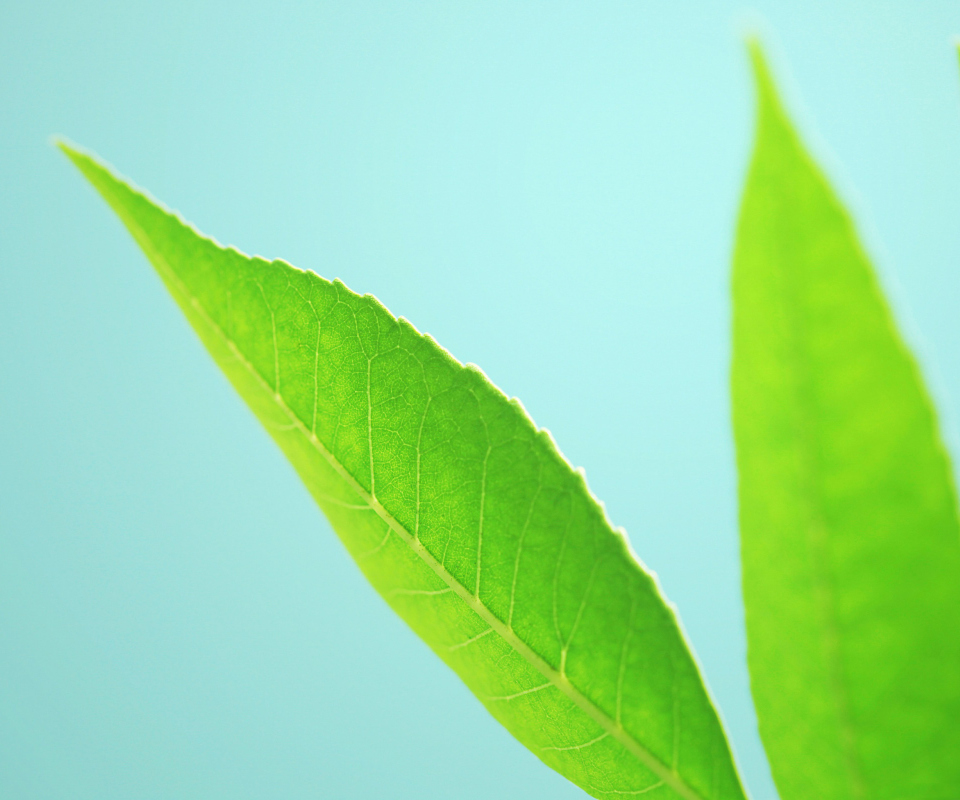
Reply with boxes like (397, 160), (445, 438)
(3, 2), (960, 798)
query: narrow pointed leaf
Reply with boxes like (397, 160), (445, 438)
(61, 142), (747, 800)
(732, 45), (960, 800)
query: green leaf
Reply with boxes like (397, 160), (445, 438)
(732, 43), (960, 800)
(60, 141), (746, 800)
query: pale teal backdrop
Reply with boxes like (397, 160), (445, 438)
(3, 2), (960, 798)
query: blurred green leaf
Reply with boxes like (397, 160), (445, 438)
(732, 43), (960, 800)
(60, 142), (746, 800)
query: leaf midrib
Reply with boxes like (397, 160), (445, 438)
(763, 124), (866, 799)
(122, 209), (706, 800)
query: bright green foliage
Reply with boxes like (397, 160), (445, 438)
(61, 142), (746, 800)
(732, 45), (960, 800)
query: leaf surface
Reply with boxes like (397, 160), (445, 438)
(732, 45), (960, 800)
(61, 142), (746, 800)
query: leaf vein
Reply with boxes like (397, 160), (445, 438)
(137, 234), (710, 800)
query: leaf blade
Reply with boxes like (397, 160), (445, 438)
(60, 141), (747, 800)
(732, 45), (960, 800)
